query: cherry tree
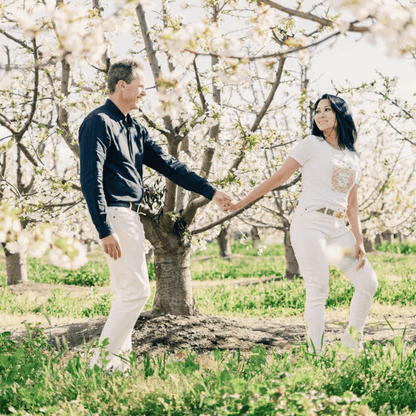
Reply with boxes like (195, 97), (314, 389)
(232, 72), (416, 272)
(334, 75), (416, 241)
(0, 0), (102, 283)
(124, 0), (416, 313)
(1, 0), (415, 312)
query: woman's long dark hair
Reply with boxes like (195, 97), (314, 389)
(311, 94), (357, 152)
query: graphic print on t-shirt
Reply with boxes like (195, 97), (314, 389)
(331, 160), (356, 194)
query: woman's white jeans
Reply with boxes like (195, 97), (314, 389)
(90, 207), (150, 372)
(290, 208), (378, 354)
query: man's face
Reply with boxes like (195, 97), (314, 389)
(121, 70), (146, 112)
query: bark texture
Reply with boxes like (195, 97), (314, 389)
(251, 226), (261, 250)
(217, 225), (232, 258)
(283, 230), (300, 279)
(4, 245), (28, 285)
(151, 241), (194, 316)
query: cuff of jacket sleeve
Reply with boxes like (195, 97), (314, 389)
(202, 184), (217, 201)
(96, 224), (115, 240)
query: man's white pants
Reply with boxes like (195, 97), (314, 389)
(90, 207), (150, 371)
(290, 208), (378, 354)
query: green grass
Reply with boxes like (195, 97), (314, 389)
(0, 287), (112, 319)
(3, 239), (413, 286)
(1, 241), (416, 321)
(194, 240), (285, 257)
(376, 238), (416, 255)
(1, 329), (415, 415)
(191, 240), (286, 280)
(193, 266), (416, 318)
(3, 263), (416, 321)
(1, 240), (416, 415)
(369, 251), (416, 280)
(27, 255), (111, 287)
(0, 250), (110, 287)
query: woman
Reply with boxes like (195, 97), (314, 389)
(228, 94), (378, 355)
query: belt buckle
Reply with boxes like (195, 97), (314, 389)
(335, 211), (344, 219)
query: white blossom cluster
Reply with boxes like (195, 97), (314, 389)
(2, 0), (416, 273)
(0, 207), (21, 246)
(155, 70), (186, 117)
(14, 0), (106, 66)
(159, 20), (240, 60)
(330, 0), (416, 56)
(0, 205), (87, 269)
(339, 77), (416, 240)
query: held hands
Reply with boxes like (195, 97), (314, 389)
(212, 190), (233, 212)
(212, 190), (244, 213)
(101, 233), (122, 260)
(212, 191), (244, 213)
(355, 239), (366, 271)
(227, 200), (243, 212)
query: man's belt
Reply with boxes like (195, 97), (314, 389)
(316, 207), (345, 219)
(108, 201), (140, 213)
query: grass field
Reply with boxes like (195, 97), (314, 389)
(1, 240), (416, 321)
(1, 239), (416, 415)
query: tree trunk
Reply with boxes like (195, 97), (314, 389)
(3, 244), (28, 285)
(217, 225), (232, 257)
(364, 237), (375, 253)
(363, 229), (375, 252)
(284, 230), (300, 279)
(251, 226), (261, 250)
(151, 237), (195, 316)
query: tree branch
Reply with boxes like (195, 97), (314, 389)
(15, 140), (81, 191)
(0, 115), (17, 135)
(139, 111), (171, 138)
(181, 195), (210, 224)
(0, 28), (34, 51)
(183, 39), (222, 224)
(229, 57), (287, 174)
(361, 144), (404, 212)
(0, 178), (20, 197)
(258, 0), (370, 33)
(162, 142), (180, 222)
(16, 38), (39, 139)
(197, 54), (220, 182)
(251, 56), (286, 132)
(16, 141), (39, 167)
(193, 58), (208, 112)
(28, 199), (82, 209)
(239, 216), (286, 231)
(377, 92), (416, 147)
(136, 3), (173, 133)
(185, 29), (343, 62)
(57, 58), (80, 158)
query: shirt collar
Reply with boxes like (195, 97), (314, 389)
(104, 99), (133, 125)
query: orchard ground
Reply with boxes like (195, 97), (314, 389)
(2, 246), (416, 358)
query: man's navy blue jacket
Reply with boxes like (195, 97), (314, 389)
(79, 99), (216, 239)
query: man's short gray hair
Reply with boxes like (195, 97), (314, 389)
(107, 60), (144, 94)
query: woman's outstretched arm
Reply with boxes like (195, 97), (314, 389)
(229, 156), (301, 211)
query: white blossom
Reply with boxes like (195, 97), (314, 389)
(335, 20), (351, 34)
(14, 13), (39, 38)
(205, 117), (219, 128)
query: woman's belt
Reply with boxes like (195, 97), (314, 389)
(316, 207), (345, 219)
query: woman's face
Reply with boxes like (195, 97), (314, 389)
(314, 99), (337, 134)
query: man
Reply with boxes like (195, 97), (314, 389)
(79, 59), (231, 372)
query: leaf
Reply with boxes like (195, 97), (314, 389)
(220, 369), (232, 381)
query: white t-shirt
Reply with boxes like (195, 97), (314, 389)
(289, 135), (360, 212)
